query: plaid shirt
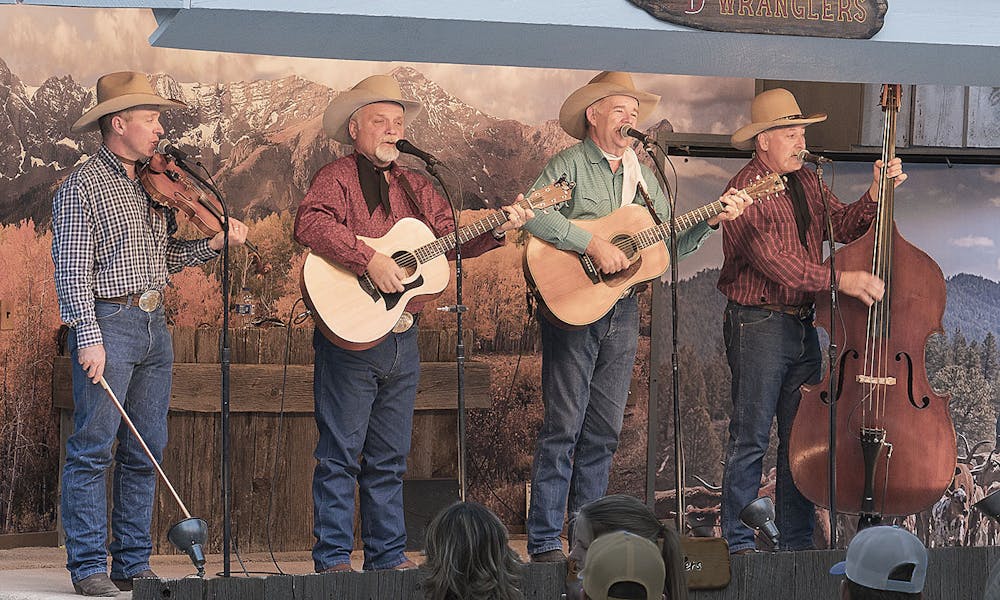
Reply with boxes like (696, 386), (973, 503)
(717, 156), (877, 306)
(51, 145), (219, 348)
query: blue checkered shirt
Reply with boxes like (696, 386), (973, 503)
(51, 145), (219, 348)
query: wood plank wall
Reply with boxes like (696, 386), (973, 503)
(53, 326), (485, 555)
(134, 547), (1000, 600)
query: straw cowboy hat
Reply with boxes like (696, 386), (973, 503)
(323, 74), (423, 145)
(559, 71), (660, 140)
(731, 88), (827, 150)
(71, 71), (187, 134)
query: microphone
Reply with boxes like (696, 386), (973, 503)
(395, 139), (440, 166)
(619, 125), (655, 144)
(797, 149), (832, 164)
(156, 140), (194, 162)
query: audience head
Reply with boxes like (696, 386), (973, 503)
(422, 501), (523, 600)
(581, 531), (665, 600)
(830, 526), (927, 600)
(570, 494), (687, 600)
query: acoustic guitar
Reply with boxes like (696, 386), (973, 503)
(301, 177), (575, 350)
(524, 173), (784, 327)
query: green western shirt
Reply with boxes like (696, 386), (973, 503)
(523, 137), (714, 258)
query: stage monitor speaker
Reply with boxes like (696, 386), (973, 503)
(758, 80), (864, 152)
(403, 478), (459, 551)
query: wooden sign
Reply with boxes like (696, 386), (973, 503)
(627, 0), (888, 39)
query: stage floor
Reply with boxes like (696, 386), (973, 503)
(0, 543), (456, 600)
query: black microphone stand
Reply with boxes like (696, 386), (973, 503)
(815, 163), (840, 548)
(640, 139), (685, 530)
(421, 159), (470, 501)
(169, 156), (234, 575)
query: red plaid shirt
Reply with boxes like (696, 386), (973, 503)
(294, 153), (501, 313)
(718, 157), (877, 307)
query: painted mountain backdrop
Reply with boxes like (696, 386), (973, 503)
(0, 60), (678, 227)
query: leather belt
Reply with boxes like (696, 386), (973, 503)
(758, 303), (814, 320)
(620, 282), (648, 300)
(96, 290), (163, 313)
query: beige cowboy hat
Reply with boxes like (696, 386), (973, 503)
(731, 88), (827, 150)
(558, 71), (661, 140)
(71, 71), (187, 134)
(323, 74), (423, 145)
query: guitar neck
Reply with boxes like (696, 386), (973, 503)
(414, 209), (511, 263)
(629, 200), (726, 252)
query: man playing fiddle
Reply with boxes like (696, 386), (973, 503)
(52, 71), (249, 596)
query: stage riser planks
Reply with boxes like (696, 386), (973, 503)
(139, 547), (995, 600)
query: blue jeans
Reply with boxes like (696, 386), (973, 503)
(721, 302), (821, 553)
(527, 297), (639, 556)
(62, 302), (173, 584)
(311, 328), (418, 571)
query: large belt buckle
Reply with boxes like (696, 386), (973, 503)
(137, 290), (162, 312)
(392, 311), (414, 334)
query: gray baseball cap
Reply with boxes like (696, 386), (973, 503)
(830, 526), (927, 594)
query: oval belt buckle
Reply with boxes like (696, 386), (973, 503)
(137, 290), (162, 312)
(392, 311), (414, 334)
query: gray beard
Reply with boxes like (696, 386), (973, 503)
(375, 145), (400, 164)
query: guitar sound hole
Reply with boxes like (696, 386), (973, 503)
(391, 250), (418, 278)
(611, 234), (638, 260)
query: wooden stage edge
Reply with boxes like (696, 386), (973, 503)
(135, 546), (998, 600)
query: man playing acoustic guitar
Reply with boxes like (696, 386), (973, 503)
(521, 71), (751, 563)
(294, 74), (532, 573)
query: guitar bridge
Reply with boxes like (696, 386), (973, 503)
(358, 274), (381, 302)
(579, 255), (601, 284)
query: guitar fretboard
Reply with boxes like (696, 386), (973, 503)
(411, 180), (570, 264)
(413, 208), (513, 264)
(628, 200), (727, 252)
(623, 174), (781, 253)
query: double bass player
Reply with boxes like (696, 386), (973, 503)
(717, 88), (906, 554)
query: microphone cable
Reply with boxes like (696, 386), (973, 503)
(263, 297), (309, 578)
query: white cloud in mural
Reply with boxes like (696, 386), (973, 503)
(951, 236), (995, 248)
(674, 157), (734, 181)
(989, 197), (1000, 208)
(980, 168), (1000, 183)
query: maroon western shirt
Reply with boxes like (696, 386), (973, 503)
(294, 152), (502, 314)
(717, 156), (878, 307)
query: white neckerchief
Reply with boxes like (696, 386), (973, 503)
(601, 146), (645, 208)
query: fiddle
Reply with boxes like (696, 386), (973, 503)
(138, 152), (266, 273)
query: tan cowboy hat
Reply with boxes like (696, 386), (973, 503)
(71, 71), (187, 134)
(731, 88), (827, 150)
(323, 74), (423, 145)
(558, 71), (660, 140)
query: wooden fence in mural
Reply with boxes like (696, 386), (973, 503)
(52, 325), (486, 555)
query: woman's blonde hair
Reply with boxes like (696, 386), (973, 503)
(422, 501), (523, 600)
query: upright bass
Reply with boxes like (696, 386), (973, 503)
(788, 84), (956, 523)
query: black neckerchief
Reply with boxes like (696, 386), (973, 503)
(784, 169), (812, 249)
(356, 153), (393, 216)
